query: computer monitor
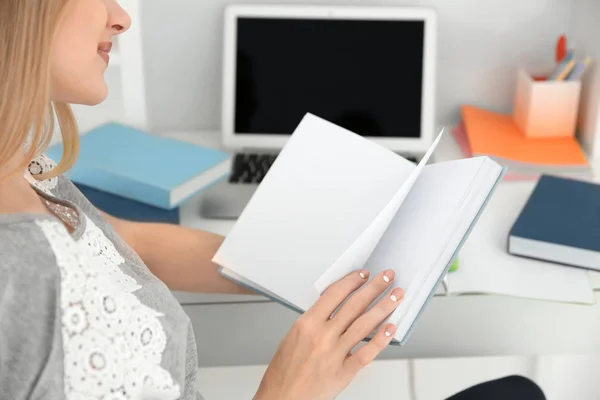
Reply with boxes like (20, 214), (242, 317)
(221, 5), (437, 154)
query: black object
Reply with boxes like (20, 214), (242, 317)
(446, 376), (546, 400)
(235, 18), (425, 139)
(229, 153), (278, 184)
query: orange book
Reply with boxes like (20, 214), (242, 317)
(461, 105), (588, 166)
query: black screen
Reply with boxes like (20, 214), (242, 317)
(234, 17), (425, 138)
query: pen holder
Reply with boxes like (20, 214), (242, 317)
(513, 68), (581, 138)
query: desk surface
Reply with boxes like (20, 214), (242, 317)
(163, 129), (600, 367)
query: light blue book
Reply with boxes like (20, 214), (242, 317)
(47, 123), (231, 210)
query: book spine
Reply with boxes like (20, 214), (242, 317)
(69, 167), (172, 209)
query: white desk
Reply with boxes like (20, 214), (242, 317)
(164, 130), (600, 368)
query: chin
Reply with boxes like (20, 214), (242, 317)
(84, 92), (108, 106)
(51, 72), (109, 105)
(76, 84), (108, 106)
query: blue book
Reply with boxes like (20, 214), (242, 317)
(74, 183), (180, 224)
(47, 123), (231, 210)
(509, 175), (600, 271)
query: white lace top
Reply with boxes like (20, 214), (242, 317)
(0, 154), (202, 399)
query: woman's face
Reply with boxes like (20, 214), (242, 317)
(50, 0), (131, 105)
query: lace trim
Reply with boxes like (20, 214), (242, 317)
(30, 154), (181, 399)
(37, 218), (180, 400)
(25, 154), (59, 195)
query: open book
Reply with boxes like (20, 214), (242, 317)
(213, 113), (505, 344)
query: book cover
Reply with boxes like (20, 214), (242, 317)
(47, 123), (232, 209)
(509, 175), (600, 270)
(74, 183), (180, 224)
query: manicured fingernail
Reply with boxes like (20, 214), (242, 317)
(390, 288), (404, 302)
(383, 270), (394, 283)
(359, 270), (369, 279)
(384, 325), (397, 337)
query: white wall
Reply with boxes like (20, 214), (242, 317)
(140, 0), (572, 132)
(570, 0), (600, 157)
(570, 0), (600, 57)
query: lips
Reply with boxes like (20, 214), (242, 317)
(98, 42), (112, 64)
(98, 42), (112, 53)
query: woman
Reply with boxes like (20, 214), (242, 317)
(0, 1), (546, 399)
(0, 1), (406, 398)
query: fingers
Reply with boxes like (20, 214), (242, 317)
(308, 269), (371, 321)
(344, 323), (398, 374)
(329, 269), (396, 334)
(339, 286), (404, 351)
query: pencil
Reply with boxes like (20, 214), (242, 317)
(555, 59), (576, 81)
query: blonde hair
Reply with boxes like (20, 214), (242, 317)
(0, 0), (79, 182)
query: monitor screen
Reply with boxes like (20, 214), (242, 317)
(234, 17), (425, 138)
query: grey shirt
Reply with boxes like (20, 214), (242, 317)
(0, 154), (202, 399)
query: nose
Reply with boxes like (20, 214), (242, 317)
(107, 0), (132, 35)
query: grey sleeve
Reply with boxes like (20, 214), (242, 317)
(0, 223), (65, 399)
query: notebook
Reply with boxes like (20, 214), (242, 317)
(460, 106), (591, 179)
(212, 113), (506, 345)
(509, 175), (600, 271)
(452, 122), (542, 181)
(47, 123), (231, 209)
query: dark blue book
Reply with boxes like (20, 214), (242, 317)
(508, 175), (600, 270)
(75, 183), (180, 224)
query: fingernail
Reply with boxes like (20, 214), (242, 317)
(383, 270), (395, 283)
(384, 325), (397, 337)
(390, 288), (404, 302)
(359, 270), (369, 279)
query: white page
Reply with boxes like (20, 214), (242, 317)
(393, 159), (504, 342)
(213, 114), (416, 311)
(219, 267), (301, 312)
(314, 130), (444, 293)
(447, 182), (595, 304)
(363, 157), (491, 330)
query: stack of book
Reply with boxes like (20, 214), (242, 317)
(47, 123), (231, 224)
(452, 105), (592, 181)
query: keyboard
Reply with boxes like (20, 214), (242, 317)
(229, 152), (418, 184)
(229, 153), (278, 184)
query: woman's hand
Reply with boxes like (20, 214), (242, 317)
(255, 269), (404, 400)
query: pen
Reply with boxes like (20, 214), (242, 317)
(556, 34), (567, 63)
(548, 58), (576, 81)
(567, 57), (592, 81)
